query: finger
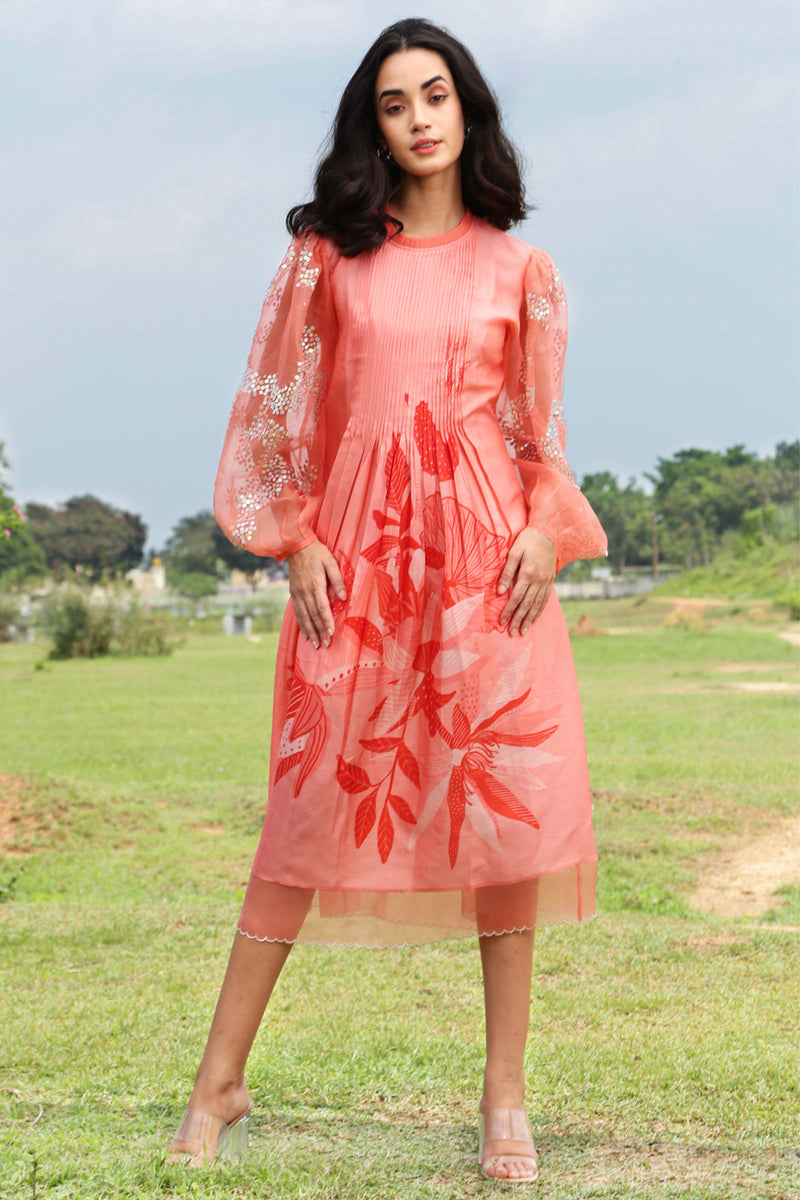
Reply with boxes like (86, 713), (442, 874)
(325, 557), (348, 602)
(508, 591), (534, 635)
(293, 580), (328, 647)
(497, 546), (522, 596)
(502, 584), (531, 632)
(500, 574), (532, 625)
(520, 582), (553, 633)
(303, 579), (335, 643)
(530, 581), (553, 622)
(311, 584), (335, 644)
(292, 596), (320, 648)
(508, 571), (551, 632)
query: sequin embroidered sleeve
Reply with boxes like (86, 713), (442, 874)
(213, 233), (337, 561)
(498, 248), (607, 571)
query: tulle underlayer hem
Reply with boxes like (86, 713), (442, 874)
(236, 860), (597, 949)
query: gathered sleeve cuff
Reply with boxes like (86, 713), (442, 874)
(498, 248), (607, 573)
(213, 232), (337, 561)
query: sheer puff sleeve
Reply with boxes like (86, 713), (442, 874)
(499, 248), (607, 573)
(213, 232), (337, 561)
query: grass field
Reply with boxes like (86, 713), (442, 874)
(1, 597), (798, 1199)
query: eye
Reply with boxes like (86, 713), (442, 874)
(383, 102), (405, 116)
(429, 92), (448, 104)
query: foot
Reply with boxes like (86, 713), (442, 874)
(479, 1088), (538, 1183)
(167, 1079), (251, 1168)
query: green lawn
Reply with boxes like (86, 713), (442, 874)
(1, 613), (799, 1199)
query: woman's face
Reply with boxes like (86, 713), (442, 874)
(374, 48), (466, 181)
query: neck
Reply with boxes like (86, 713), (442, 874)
(391, 169), (465, 238)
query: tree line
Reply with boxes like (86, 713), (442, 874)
(581, 441), (799, 574)
(1, 440), (797, 590)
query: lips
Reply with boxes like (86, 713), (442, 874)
(411, 138), (440, 151)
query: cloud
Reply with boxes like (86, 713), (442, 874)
(528, 60), (796, 240)
(0, 0), (375, 61)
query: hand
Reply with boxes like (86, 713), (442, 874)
(497, 528), (557, 636)
(287, 540), (347, 649)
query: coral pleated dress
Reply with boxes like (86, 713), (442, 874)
(214, 211), (607, 947)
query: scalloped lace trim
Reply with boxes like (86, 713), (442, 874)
(235, 910), (596, 951)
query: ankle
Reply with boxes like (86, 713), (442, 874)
(188, 1073), (250, 1122)
(481, 1068), (526, 1112)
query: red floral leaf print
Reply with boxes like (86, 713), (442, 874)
(412, 639), (440, 673)
(358, 736), (401, 752)
(413, 401), (437, 474)
(275, 668), (329, 794)
(336, 754), (372, 795)
(469, 769), (540, 830)
(385, 432), (411, 511)
(286, 670), (323, 739)
(355, 791), (377, 847)
(438, 500), (508, 607)
(295, 721), (327, 796)
(385, 701), (413, 734)
(413, 401), (458, 480)
(471, 689), (533, 739)
(389, 794), (417, 825)
(492, 725), (559, 749)
(446, 765), (467, 869)
(411, 674), (456, 742)
(362, 533), (400, 564)
(451, 703), (471, 749)
(329, 553), (355, 622)
(275, 751), (303, 784)
(401, 580), (423, 623)
(326, 667), (381, 697)
(397, 742), (421, 788)
(444, 337), (466, 395)
(422, 492), (446, 570)
(377, 803), (395, 863)
(372, 508), (387, 530)
(344, 617), (383, 655)
(375, 568), (401, 627)
(399, 498), (413, 534)
(368, 696), (388, 723)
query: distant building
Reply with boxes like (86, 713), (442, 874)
(128, 556), (166, 593)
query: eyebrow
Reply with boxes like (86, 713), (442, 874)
(378, 75), (447, 103)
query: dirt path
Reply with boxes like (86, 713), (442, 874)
(692, 815), (800, 919)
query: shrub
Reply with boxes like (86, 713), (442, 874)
(114, 603), (175, 656)
(0, 594), (19, 642)
(169, 571), (220, 600)
(43, 589), (115, 659)
(41, 588), (175, 659)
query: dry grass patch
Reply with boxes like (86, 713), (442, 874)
(691, 815), (800, 918)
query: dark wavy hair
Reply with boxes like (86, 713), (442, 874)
(286, 18), (530, 256)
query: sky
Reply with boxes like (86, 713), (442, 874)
(1, 0), (797, 550)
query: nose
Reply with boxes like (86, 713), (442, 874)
(409, 102), (431, 131)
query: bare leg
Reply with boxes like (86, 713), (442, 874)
(168, 883), (314, 1164)
(181, 933), (294, 1121)
(170, 880), (313, 1130)
(478, 927), (539, 1181)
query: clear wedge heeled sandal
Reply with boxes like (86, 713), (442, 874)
(166, 1106), (251, 1168)
(478, 1108), (539, 1184)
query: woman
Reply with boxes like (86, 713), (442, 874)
(168, 18), (606, 1184)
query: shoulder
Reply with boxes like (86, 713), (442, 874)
(282, 230), (341, 280)
(471, 218), (560, 290)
